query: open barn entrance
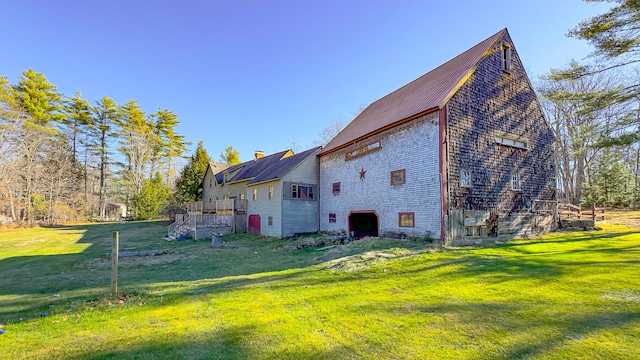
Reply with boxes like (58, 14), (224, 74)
(348, 211), (379, 239)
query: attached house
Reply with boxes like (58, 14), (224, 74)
(202, 151), (294, 206)
(200, 147), (321, 237)
(246, 146), (322, 237)
(319, 28), (556, 242)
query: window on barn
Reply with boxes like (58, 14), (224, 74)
(292, 184), (314, 200)
(268, 216), (273, 226)
(390, 169), (406, 186)
(511, 171), (521, 191)
(332, 182), (341, 194)
(269, 185), (274, 199)
(502, 44), (511, 73)
(253, 188), (257, 200)
(239, 193), (245, 200)
(399, 212), (415, 227)
(460, 169), (472, 188)
(495, 134), (528, 150)
(329, 213), (337, 223)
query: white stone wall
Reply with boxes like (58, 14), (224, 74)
(319, 113), (442, 239)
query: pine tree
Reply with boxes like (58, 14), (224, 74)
(131, 172), (171, 220)
(220, 145), (241, 164)
(175, 140), (211, 203)
(92, 96), (119, 218)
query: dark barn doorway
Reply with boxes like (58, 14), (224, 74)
(349, 212), (379, 239)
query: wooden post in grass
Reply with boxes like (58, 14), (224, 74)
(111, 231), (119, 295)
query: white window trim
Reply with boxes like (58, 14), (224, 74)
(511, 171), (521, 191)
(496, 134), (528, 150)
(460, 169), (472, 188)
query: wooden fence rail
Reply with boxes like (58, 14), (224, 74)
(557, 203), (605, 221)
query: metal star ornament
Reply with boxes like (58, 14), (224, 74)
(359, 168), (366, 179)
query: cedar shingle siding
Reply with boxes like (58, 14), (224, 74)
(445, 33), (556, 239)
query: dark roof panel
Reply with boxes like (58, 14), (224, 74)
(248, 147), (322, 185)
(228, 150), (292, 183)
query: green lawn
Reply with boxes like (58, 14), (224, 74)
(0, 219), (639, 359)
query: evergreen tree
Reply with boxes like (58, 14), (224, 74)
(150, 109), (189, 184)
(583, 147), (634, 206)
(175, 140), (211, 203)
(115, 99), (154, 217)
(131, 172), (171, 220)
(220, 145), (241, 164)
(10, 70), (65, 225)
(92, 96), (119, 218)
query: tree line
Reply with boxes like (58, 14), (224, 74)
(2, 1), (639, 226)
(0, 69), (192, 224)
(537, 0), (640, 208)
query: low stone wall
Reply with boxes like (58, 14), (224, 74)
(558, 219), (597, 231)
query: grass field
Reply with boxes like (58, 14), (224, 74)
(0, 214), (639, 359)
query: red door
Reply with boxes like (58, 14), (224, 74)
(248, 214), (261, 235)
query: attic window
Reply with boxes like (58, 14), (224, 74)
(502, 44), (511, 73)
(495, 134), (528, 150)
(224, 173), (229, 183)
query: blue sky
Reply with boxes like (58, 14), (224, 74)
(1, 0), (610, 162)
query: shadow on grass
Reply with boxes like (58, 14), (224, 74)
(1, 222), (638, 326)
(63, 323), (357, 359)
(0, 221), (429, 322)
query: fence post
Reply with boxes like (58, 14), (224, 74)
(577, 204), (581, 219)
(592, 203), (596, 222)
(111, 231), (119, 295)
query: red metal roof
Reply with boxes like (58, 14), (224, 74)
(320, 28), (507, 155)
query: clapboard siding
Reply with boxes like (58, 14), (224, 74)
(247, 180), (282, 237)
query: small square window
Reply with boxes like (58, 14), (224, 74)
(239, 193), (245, 200)
(253, 188), (258, 200)
(460, 170), (472, 188)
(268, 216), (273, 226)
(511, 172), (521, 191)
(390, 169), (406, 186)
(332, 182), (341, 194)
(399, 212), (414, 227)
(329, 213), (337, 223)
(269, 185), (274, 199)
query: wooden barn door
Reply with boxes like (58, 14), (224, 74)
(248, 214), (261, 235)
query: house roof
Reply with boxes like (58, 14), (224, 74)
(198, 161), (232, 188)
(225, 150), (293, 184)
(320, 28), (508, 156)
(214, 162), (245, 185)
(247, 146), (322, 185)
